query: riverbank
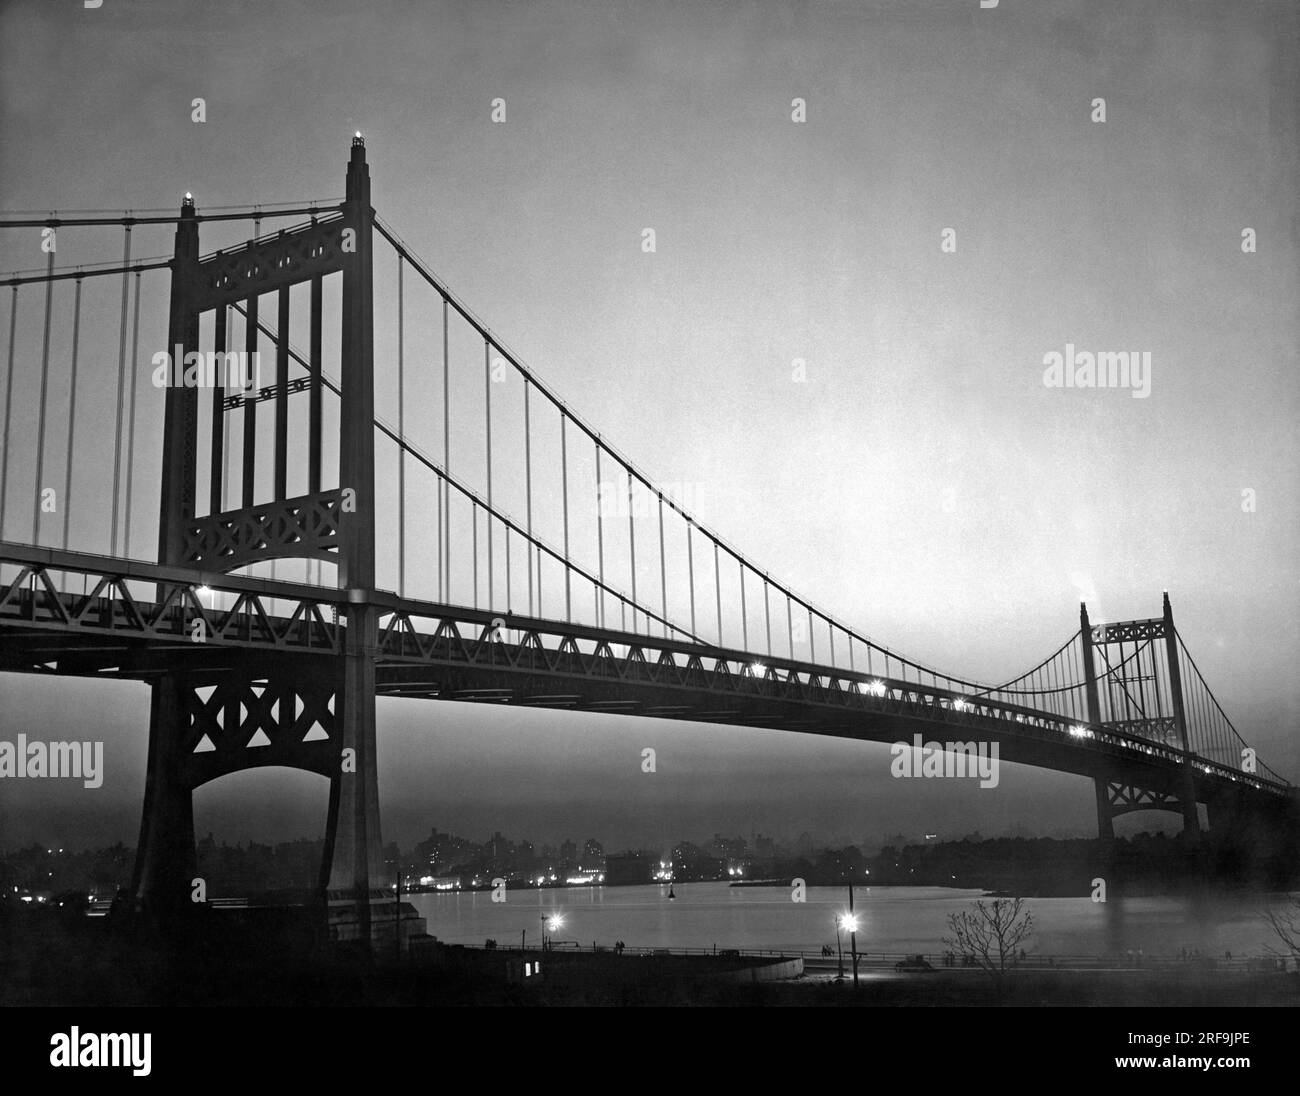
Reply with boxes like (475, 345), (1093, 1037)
(5, 907), (1298, 1007)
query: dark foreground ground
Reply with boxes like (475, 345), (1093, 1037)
(3, 907), (1298, 1007)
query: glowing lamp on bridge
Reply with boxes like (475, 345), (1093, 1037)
(863, 680), (886, 697)
(750, 662), (765, 675)
(840, 913), (859, 934)
(952, 698), (968, 712)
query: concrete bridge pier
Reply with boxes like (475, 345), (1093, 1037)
(131, 675), (198, 923)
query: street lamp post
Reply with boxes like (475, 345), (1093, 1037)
(849, 883), (859, 988)
(835, 916), (845, 981)
(540, 913), (562, 951)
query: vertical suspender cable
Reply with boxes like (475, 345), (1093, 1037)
(658, 493), (668, 639)
(309, 278), (322, 494)
(62, 278), (83, 549)
(1135, 640), (1150, 719)
(764, 580), (771, 657)
(561, 414), (571, 622)
(242, 294), (257, 508)
(223, 307), (233, 512)
(0, 287), (17, 541)
(524, 378), (533, 616)
(1105, 646), (1116, 725)
(307, 279), (320, 586)
(210, 301), (226, 514)
(1160, 645), (1173, 741)
(1068, 640), (1079, 721)
(484, 340), (493, 609)
(713, 541), (722, 646)
(397, 255), (405, 596)
(110, 225), (131, 555)
(787, 594), (794, 660)
(1078, 638), (1088, 722)
(123, 270), (142, 557)
(595, 442), (605, 628)
(442, 296), (450, 601)
(273, 284), (289, 502)
(32, 248), (54, 542)
(628, 472), (637, 632)
(1151, 641), (1165, 726)
(739, 559), (747, 651)
(686, 522), (696, 638)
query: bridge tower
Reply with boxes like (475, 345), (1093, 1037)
(1080, 595), (1201, 842)
(1079, 602), (1113, 841)
(131, 137), (391, 945)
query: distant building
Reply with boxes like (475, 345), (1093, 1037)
(415, 827), (478, 868)
(416, 874), (461, 891)
(605, 852), (656, 886)
(581, 838), (605, 873)
(672, 842), (725, 881)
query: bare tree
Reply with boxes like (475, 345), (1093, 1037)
(1263, 896), (1300, 970)
(943, 896), (1034, 1003)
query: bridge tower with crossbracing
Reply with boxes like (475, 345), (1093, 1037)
(134, 136), (389, 944)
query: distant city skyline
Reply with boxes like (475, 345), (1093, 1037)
(2, 815), (1096, 860)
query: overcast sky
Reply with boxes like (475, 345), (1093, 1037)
(0, 0), (1296, 855)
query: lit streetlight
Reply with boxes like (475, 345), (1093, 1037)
(848, 883), (860, 988)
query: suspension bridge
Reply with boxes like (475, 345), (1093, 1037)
(0, 138), (1293, 944)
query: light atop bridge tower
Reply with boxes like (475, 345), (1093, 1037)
(353, 131), (364, 145)
(181, 192), (195, 216)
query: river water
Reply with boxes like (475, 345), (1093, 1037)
(406, 882), (1294, 958)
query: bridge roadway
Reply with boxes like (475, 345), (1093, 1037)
(0, 540), (1289, 822)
